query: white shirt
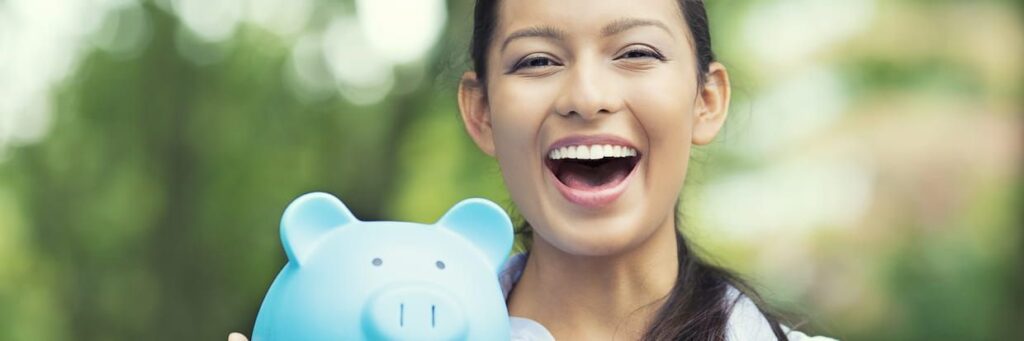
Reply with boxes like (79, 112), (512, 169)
(498, 254), (837, 341)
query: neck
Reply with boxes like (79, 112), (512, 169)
(507, 217), (679, 340)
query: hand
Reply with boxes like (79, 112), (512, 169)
(228, 332), (249, 341)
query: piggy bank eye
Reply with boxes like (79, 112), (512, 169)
(435, 260), (446, 270)
(372, 257), (383, 266)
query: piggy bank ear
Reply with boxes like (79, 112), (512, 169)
(280, 192), (358, 266)
(436, 198), (513, 272)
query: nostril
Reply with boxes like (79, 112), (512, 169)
(399, 303), (404, 327)
(431, 304), (436, 328)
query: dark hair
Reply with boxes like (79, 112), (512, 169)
(469, 0), (790, 340)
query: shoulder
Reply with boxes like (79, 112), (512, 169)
(725, 287), (838, 341)
(499, 252), (529, 299)
(501, 254), (836, 340)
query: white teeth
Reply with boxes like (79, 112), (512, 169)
(577, 145), (590, 159)
(548, 144), (638, 160)
(589, 145), (602, 159)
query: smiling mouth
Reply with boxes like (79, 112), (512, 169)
(544, 144), (641, 193)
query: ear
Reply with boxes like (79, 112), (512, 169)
(458, 72), (496, 156)
(280, 192), (359, 266)
(436, 198), (513, 272)
(692, 62), (731, 145)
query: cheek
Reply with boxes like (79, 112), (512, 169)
(625, 67), (698, 190)
(488, 86), (543, 151)
(486, 78), (565, 150)
(627, 68), (698, 147)
(485, 84), (551, 182)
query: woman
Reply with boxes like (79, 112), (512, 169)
(233, 0), (836, 339)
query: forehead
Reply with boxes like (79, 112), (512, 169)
(495, 0), (687, 38)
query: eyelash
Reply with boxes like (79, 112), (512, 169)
(509, 47), (666, 72)
(510, 55), (560, 72)
(616, 47), (666, 61)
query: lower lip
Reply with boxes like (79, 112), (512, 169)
(545, 161), (639, 209)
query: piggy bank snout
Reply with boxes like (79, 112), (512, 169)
(363, 285), (468, 340)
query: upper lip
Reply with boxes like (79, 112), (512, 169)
(545, 134), (640, 156)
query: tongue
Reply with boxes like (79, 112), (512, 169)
(557, 159), (633, 191)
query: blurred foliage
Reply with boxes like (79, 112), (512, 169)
(0, 0), (1020, 340)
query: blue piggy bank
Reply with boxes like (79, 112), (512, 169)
(252, 192), (514, 340)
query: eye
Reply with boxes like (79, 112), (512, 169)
(616, 47), (666, 61)
(511, 54), (560, 72)
(372, 257), (383, 266)
(435, 260), (446, 270)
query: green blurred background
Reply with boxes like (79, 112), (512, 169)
(0, 0), (1020, 340)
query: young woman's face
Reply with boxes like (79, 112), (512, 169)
(461, 0), (728, 256)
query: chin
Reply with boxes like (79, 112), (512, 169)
(536, 214), (663, 257)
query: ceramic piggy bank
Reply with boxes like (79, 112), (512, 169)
(251, 192), (514, 340)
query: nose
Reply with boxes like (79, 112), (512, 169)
(363, 285), (468, 340)
(553, 58), (623, 120)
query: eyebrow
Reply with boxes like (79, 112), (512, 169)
(601, 18), (672, 37)
(500, 17), (673, 53)
(500, 26), (567, 52)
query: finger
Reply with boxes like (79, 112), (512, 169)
(228, 332), (249, 341)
